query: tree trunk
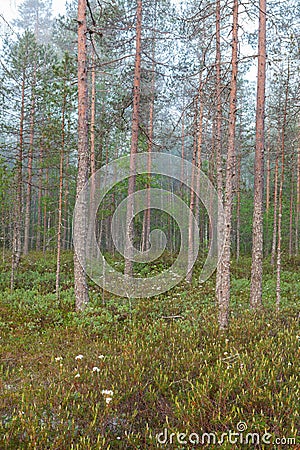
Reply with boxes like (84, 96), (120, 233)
(266, 130), (271, 213)
(271, 149), (279, 265)
(216, 0), (238, 329)
(90, 48), (96, 177)
(187, 73), (204, 283)
(276, 64), (289, 311)
(124, 0), (142, 277)
(11, 72), (25, 291)
(236, 153), (241, 261)
(43, 166), (49, 254)
(265, 130), (270, 254)
(23, 65), (36, 255)
(215, 0), (224, 305)
(56, 73), (67, 299)
(288, 156), (294, 258)
(36, 124), (44, 251)
(250, 0), (266, 309)
(186, 95), (199, 283)
(141, 14), (156, 253)
(74, 0), (89, 311)
(295, 128), (300, 256)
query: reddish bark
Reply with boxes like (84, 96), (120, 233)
(124, 0), (142, 277)
(74, 0), (89, 310)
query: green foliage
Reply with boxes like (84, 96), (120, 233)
(0, 253), (299, 448)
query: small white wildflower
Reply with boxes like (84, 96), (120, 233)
(117, 437), (121, 440)
(55, 357), (63, 362)
(225, 339), (229, 343)
(101, 389), (113, 396)
(267, 323), (271, 327)
(288, 362), (292, 366)
(74, 373), (80, 378)
(224, 352), (228, 355)
(92, 366), (101, 373)
(98, 355), (105, 359)
(105, 397), (112, 405)
(75, 354), (84, 360)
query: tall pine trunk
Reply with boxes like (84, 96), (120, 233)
(216, 0), (239, 329)
(215, 0), (223, 303)
(74, 0), (89, 311)
(250, 0), (266, 309)
(124, 0), (142, 277)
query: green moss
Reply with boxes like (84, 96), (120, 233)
(0, 252), (299, 449)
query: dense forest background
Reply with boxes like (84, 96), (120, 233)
(0, 0), (300, 448)
(0, 3), (299, 257)
(0, 0), (299, 318)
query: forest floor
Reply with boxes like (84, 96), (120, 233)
(0, 252), (299, 449)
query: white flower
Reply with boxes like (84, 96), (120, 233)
(101, 389), (113, 396)
(75, 354), (84, 360)
(98, 355), (105, 359)
(55, 357), (63, 361)
(105, 397), (112, 405)
(92, 366), (101, 372)
(74, 373), (80, 378)
(225, 339), (229, 343)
